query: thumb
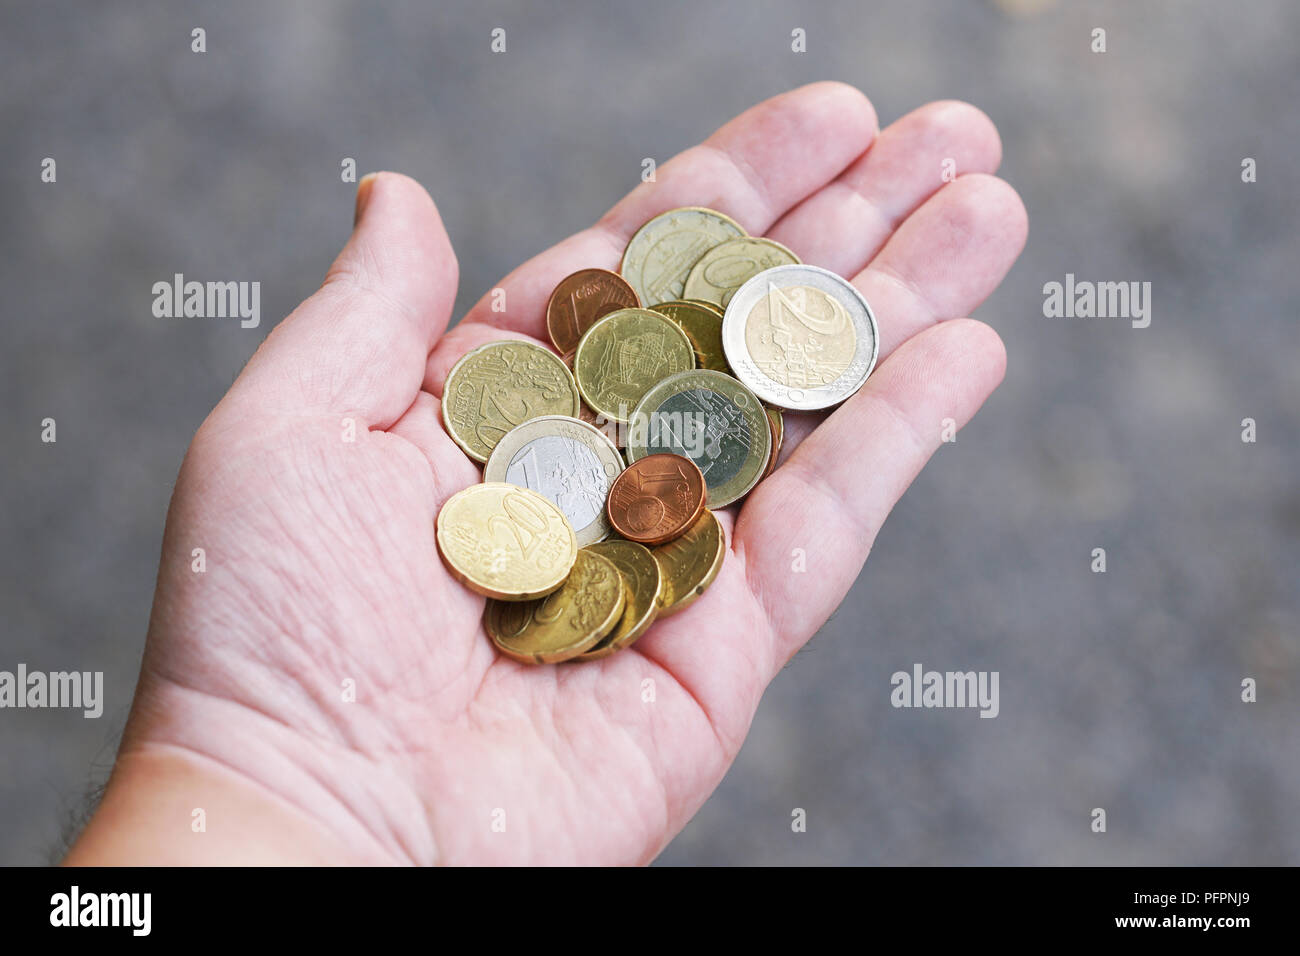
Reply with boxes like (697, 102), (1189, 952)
(230, 171), (459, 427)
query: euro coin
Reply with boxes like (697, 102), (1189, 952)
(683, 237), (800, 308)
(546, 268), (640, 355)
(572, 308), (695, 425)
(484, 549), (626, 663)
(483, 416), (625, 547)
(654, 300), (730, 373)
(606, 453), (707, 546)
(652, 510), (725, 617)
(442, 340), (581, 462)
(721, 264), (879, 411)
(762, 406), (783, 480)
(578, 540), (662, 659)
(621, 207), (746, 306)
(436, 483), (577, 600)
(627, 369), (771, 508)
(683, 298), (725, 317)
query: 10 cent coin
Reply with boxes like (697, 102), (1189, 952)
(620, 207), (746, 306)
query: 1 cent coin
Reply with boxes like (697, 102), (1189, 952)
(606, 453), (706, 546)
(546, 268), (640, 355)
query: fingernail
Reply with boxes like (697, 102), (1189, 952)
(354, 172), (379, 227)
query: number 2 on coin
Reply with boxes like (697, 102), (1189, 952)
(488, 492), (557, 568)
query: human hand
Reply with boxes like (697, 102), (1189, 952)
(67, 82), (1026, 866)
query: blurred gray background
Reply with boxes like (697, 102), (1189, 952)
(2, 0), (1297, 865)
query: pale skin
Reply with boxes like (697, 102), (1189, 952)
(67, 83), (1026, 865)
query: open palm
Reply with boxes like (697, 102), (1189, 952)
(98, 83), (1026, 865)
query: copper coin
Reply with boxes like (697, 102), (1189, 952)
(606, 453), (706, 546)
(546, 268), (640, 355)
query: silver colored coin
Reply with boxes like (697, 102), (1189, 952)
(721, 264), (879, 411)
(483, 415), (625, 546)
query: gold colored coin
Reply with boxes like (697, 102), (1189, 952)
(683, 237), (801, 308)
(484, 550), (626, 663)
(441, 340), (581, 463)
(436, 483), (577, 600)
(654, 300), (731, 373)
(762, 406), (783, 480)
(683, 298), (725, 317)
(573, 308), (695, 425)
(621, 207), (746, 306)
(652, 510), (725, 617)
(578, 540), (662, 659)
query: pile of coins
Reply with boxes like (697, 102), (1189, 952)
(435, 206), (879, 664)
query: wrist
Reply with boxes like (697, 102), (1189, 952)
(68, 675), (435, 866)
(65, 744), (390, 865)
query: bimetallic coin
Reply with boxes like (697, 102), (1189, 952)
(546, 268), (640, 355)
(762, 406), (784, 480)
(683, 237), (801, 308)
(441, 340), (581, 462)
(620, 207), (746, 306)
(483, 416), (625, 547)
(436, 483), (577, 600)
(578, 540), (662, 659)
(627, 369), (771, 509)
(652, 510), (725, 617)
(606, 453), (706, 546)
(484, 550), (626, 663)
(572, 308), (695, 425)
(654, 300), (730, 373)
(722, 264), (879, 411)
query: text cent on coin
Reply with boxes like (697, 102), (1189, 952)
(436, 483), (577, 600)
(546, 268), (640, 355)
(606, 453), (706, 546)
(722, 264), (879, 411)
(484, 549), (626, 663)
(484, 416), (625, 547)
(442, 340), (581, 462)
